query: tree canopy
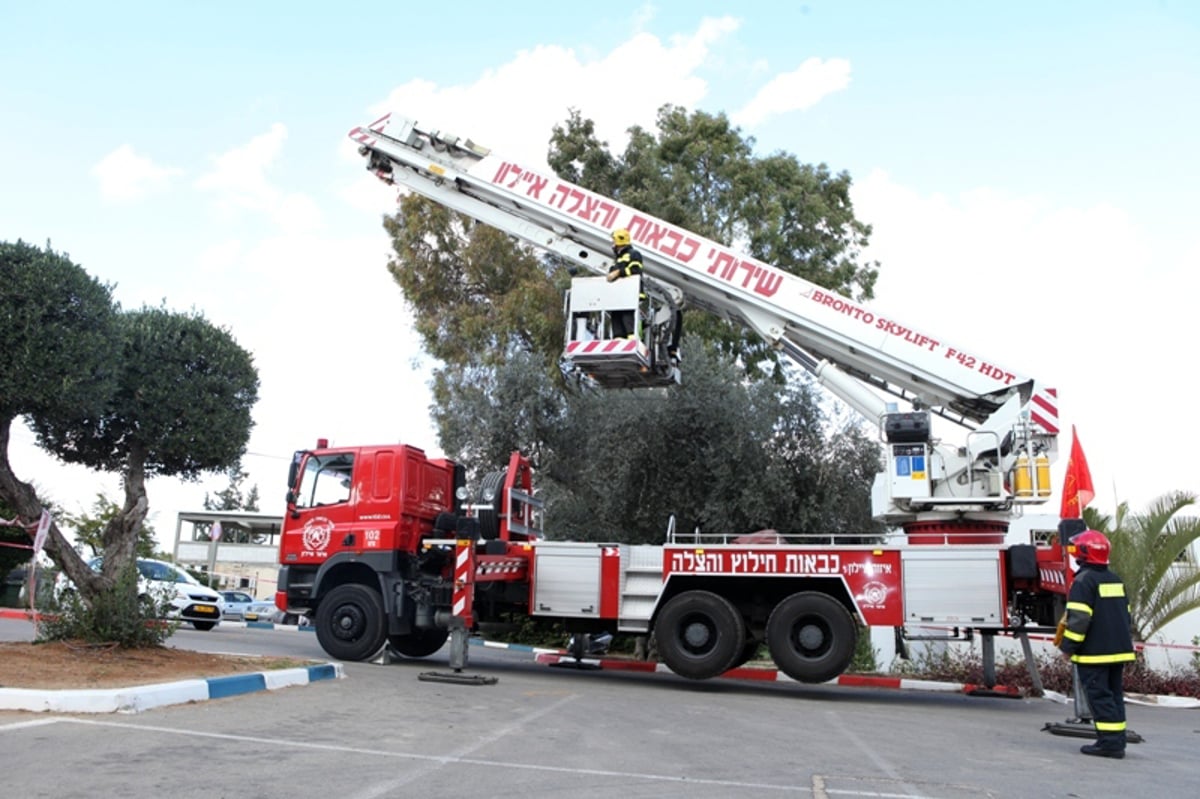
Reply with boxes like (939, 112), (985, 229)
(204, 464), (262, 513)
(0, 240), (120, 428)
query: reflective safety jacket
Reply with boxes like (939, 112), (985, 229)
(1059, 563), (1136, 665)
(613, 246), (646, 298)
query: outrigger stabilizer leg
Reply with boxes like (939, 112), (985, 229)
(418, 623), (498, 686)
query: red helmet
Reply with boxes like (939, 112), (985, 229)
(1069, 529), (1110, 565)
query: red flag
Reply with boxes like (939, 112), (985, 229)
(1059, 425), (1095, 519)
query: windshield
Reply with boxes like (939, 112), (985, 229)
(295, 452), (354, 508)
(137, 560), (191, 583)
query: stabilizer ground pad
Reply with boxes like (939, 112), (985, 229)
(418, 671), (499, 686)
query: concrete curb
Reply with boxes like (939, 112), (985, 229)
(530, 650), (1016, 695)
(517, 643), (1200, 707)
(0, 663), (344, 714)
(1, 607), (341, 713)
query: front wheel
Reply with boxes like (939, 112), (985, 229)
(388, 628), (450, 658)
(766, 591), (856, 683)
(654, 590), (745, 680)
(315, 583), (387, 661)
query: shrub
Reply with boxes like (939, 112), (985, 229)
(850, 625), (879, 673)
(37, 563), (177, 648)
(887, 643), (1200, 698)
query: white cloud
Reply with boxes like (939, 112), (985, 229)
(732, 57), (852, 128)
(91, 145), (183, 202)
(194, 123), (322, 233)
(368, 17), (741, 172)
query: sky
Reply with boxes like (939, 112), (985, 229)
(2, 1), (1198, 555)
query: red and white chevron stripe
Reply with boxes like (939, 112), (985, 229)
(477, 561), (524, 577)
(566, 338), (644, 356)
(1029, 387), (1059, 435)
(347, 114), (391, 149)
(453, 546), (470, 617)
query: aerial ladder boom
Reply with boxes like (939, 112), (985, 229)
(350, 113), (1060, 529)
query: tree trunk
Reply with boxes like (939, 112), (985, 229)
(98, 443), (148, 585)
(0, 417), (107, 598)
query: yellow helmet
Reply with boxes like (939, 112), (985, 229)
(611, 228), (631, 248)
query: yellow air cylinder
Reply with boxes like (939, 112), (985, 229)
(1013, 451), (1032, 497)
(1035, 452), (1051, 497)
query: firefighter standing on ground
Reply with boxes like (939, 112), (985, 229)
(1058, 529), (1136, 759)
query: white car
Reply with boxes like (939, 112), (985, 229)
(57, 557), (224, 631)
(218, 591), (286, 624)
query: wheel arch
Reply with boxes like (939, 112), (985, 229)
(311, 552), (396, 609)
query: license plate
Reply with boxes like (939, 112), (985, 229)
(245, 613), (259, 621)
(194, 604), (218, 615)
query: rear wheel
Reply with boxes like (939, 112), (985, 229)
(655, 590), (745, 680)
(315, 583), (387, 661)
(766, 592), (856, 683)
(387, 628), (450, 658)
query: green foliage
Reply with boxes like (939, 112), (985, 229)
(891, 644), (1200, 699)
(434, 350), (567, 482)
(204, 464), (261, 512)
(37, 562), (176, 648)
(63, 493), (158, 558)
(32, 306), (259, 480)
(850, 626), (879, 673)
(0, 240), (120, 426)
(1084, 492), (1200, 642)
(384, 203), (568, 378)
(537, 342), (884, 543)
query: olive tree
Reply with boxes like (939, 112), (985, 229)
(0, 240), (119, 591)
(32, 306), (259, 593)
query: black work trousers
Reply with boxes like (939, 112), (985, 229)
(1078, 662), (1127, 750)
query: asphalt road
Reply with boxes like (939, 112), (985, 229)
(1, 618), (1196, 798)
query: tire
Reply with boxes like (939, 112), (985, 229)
(765, 591), (856, 683)
(654, 590), (745, 680)
(387, 628), (450, 658)
(315, 583), (387, 661)
(729, 638), (762, 669)
(192, 621), (217, 631)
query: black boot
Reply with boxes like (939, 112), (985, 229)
(1080, 743), (1125, 759)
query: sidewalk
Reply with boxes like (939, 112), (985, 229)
(0, 607), (342, 714)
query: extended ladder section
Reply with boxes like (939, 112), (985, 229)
(350, 113), (1060, 524)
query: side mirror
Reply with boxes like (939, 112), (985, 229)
(287, 452), (301, 490)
